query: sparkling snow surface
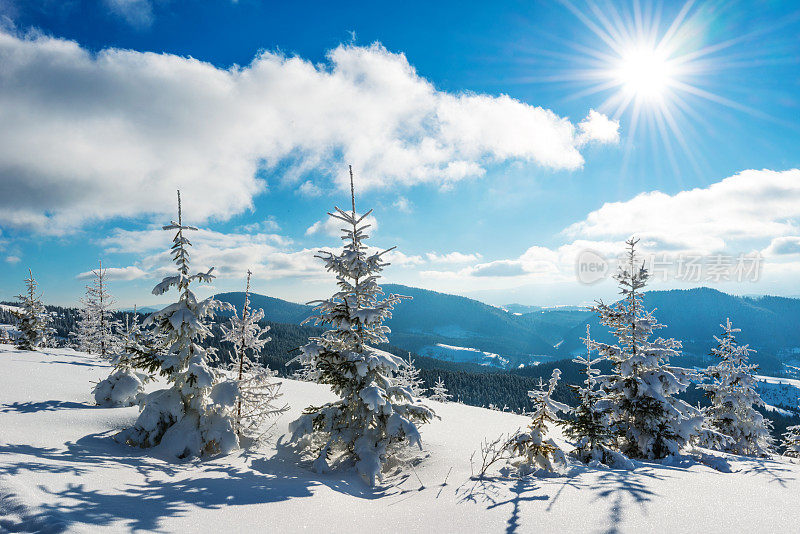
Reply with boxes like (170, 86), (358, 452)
(2, 345), (800, 533)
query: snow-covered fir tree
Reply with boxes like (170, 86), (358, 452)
(698, 319), (773, 456)
(288, 166), (435, 486)
(593, 238), (702, 459)
(396, 353), (426, 397)
(13, 269), (53, 351)
(782, 425), (800, 458)
(429, 376), (452, 403)
(73, 261), (121, 356)
(116, 191), (238, 459)
(506, 369), (570, 473)
(221, 270), (288, 439)
(93, 307), (151, 407)
(565, 325), (613, 463)
(291, 360), (315, 382)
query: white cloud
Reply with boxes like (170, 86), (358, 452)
(0, 31), (617, 234)
(98, 223), (417, 284)
(566, 169), (800, 254)
(305, 212), (378, 238)
(298, 180), (323, 197)
(425, 251), (482, 264)
(103, 0), (153, 29)
(236, 216), (281, 233)
(393, 196), (412, 213)
(5, 255), (20, 264)
(762, 236), (800, 257)
(77, 265), (148, 281)
(576, 109), (620, 146)
(421, 169), (800, 292)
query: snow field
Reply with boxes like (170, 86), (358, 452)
(1, 345), (800, 533)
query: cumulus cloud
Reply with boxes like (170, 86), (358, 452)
(762, 236), (800, 257)
(565, 169), (800, 254)
(77, 265), (148, 281)
(423, 169), (800, 287)
(305, 212), (378, 238)
(236, 217), (281, 233)
(393, 196), (412, 213)
(576, 109), (620, 146)
(425, 251), (482, 263)
(0, 30), (617, 234)
(5, 255), (20, 264)
(298, 180), (323, 197)
(98, 221), (421, 284)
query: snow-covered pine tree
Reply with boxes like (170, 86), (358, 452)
(593, 238), (702, 460)
(13, 269), (53, 351)
(73, 261), (121, 356)
(396, 353), (426, 397)
(93, 307), (152, 407)
(698, 319), (773, 456)
(782, 425), (800, 458)
(288, 166), (434, 486)
(116, 191), (238, 459)
(291, 360), (315, 382)
(429, 376), (452, 403)
(506, 369), (570, 473)
(221, 270), (288, 439)
(565, 325), (613, 463)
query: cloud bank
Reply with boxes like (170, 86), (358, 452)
(0, 30), (617, 234)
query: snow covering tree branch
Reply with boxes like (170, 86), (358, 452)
(13, 269), (53, 351)
(93, 307), (152, 407)
(506, 369), (571, 474)
(564, 325), (614, 463)
(592, 237), (702, 460)
(221, 270), (288, 439)
(72, 260), (122, 356)
(698, 319), (773, 457)
(116, 191), (238, 459)
(288, 166), (435, 486)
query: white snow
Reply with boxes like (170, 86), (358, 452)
(2, 344), (800, 533)
(755, 375), (800, 412)
(421, 343), (509, 367)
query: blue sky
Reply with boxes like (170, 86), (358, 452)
(0, 0), (799, 308)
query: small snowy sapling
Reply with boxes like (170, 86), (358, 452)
(13, 269), (53, 351)
(220, 270), (288, 439)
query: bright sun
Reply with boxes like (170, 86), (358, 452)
(614, 46), (675, 101)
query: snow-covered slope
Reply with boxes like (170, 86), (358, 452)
(2, 345), (800, 533)
(756, 375), (800, 412)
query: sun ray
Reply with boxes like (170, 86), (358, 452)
(527, 0), (795, 178)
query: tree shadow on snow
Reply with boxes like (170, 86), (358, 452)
(737, 457), (795, 487)
(489, 478), (550, 534)
(0, 400), (99, 413)
(38, 359), (100, 367)
(0, 432), (318, 532)
(455, 463), (670, 534)
(456, 475), (549, 534)
(253, 437), (406, 501)
(590, 466), (663, 534)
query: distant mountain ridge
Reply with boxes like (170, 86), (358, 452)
(213, 292), (312, 325)
(213, 285), (800, 372)
(554, 287), (800, 371)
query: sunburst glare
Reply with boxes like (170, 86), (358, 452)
(546, 0), (781, 177)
